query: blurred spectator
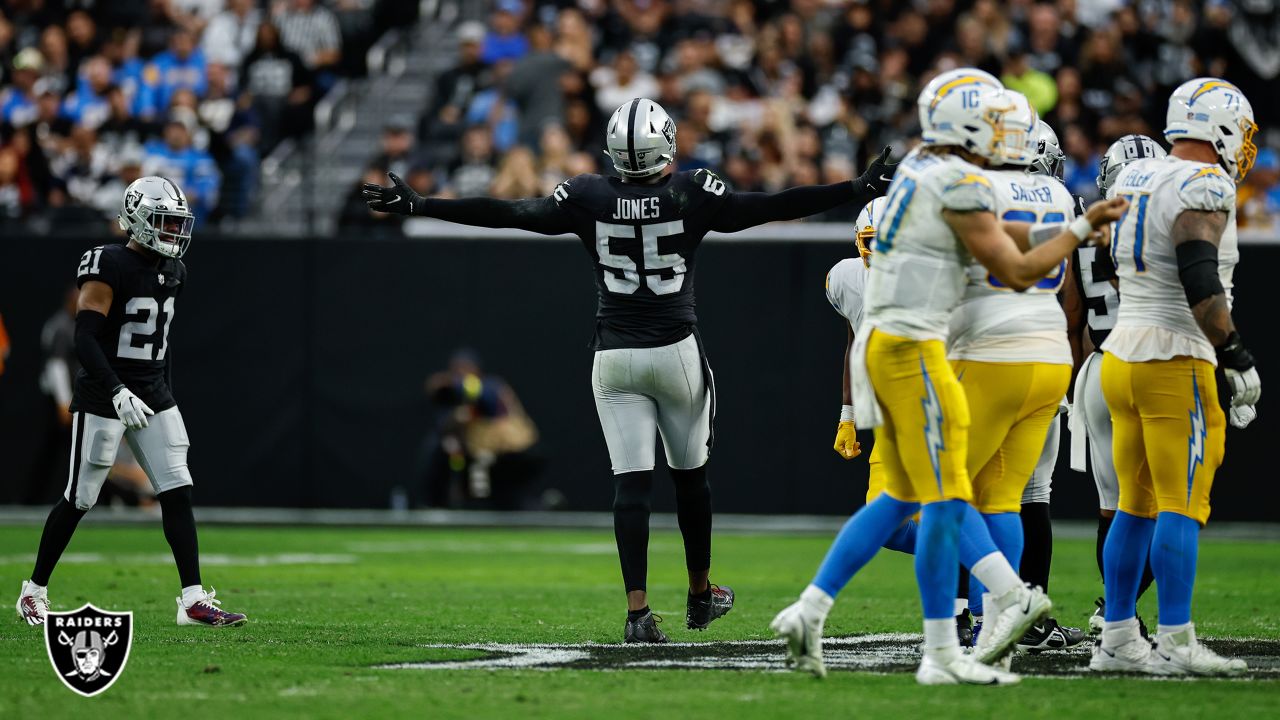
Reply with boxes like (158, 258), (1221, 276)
(138, 28), (208, 120)
(241, 21), (312, 153)
(26, 286), (77, 504)
(591, 49), (658, 116)
(372, 115), (416, 179)
(200, 62), (261, 218)
(1, 48), (44, 127)
(447, 124), (498, 198)
(60, 55), (114, 128)
(203, 0), (262, 70)
(39, 25), (72, 96)
(505, 24), (569, 147)
(143, 113), (220, 219)
(0, 144), (32, 221)
(419, 21), (490, 164)
(489, 145), (539, 199)
(481, 0), (529, 65)
(1002, 46), (1058, 116)
(275, 0), (342, 83)
(98, 84), (160, 158)
(1240, 149), (1280, 229)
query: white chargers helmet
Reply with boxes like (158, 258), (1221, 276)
(1097, 134), (1167, 196)
(1164, 77), (1257, 183)
(1029, 121), (1065, 179)
(918, 67), (1002, 145)
(605, 98), (676, 179)
(117, 176), (194, 258)
(993, 90), (1039, 167)
(919, 81), (1016, 163)
(854, 196), (889, 267)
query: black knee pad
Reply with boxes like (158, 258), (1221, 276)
(613, 471), (652, 512)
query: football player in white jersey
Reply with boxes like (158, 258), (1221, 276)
(1068, 134), (1167, 635)
(1091, 78), (1261, 676)
(772, 70), (1126, 685)
(945, 96), (1086, 655)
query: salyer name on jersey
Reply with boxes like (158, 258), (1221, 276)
(73, 243), (186, 418)
(552, 169), (732, 350)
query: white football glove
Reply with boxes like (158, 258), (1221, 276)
(1229, 404), (1257, 430)
(1225, 367), (1261, 408)
(112, 386), (154, 430)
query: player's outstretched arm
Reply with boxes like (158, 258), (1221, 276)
(709, 147), (897, 233)
(362, 172), (574, 235)
(949, 197), (1127, 291)
(1172, 208), (1260, 406)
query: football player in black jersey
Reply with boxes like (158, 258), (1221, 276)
(17, 177), (247, 628)
(364, 98), (896, 642)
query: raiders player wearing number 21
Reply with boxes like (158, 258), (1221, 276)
(363, 98), (897, 643)
(17, 177), (247, 629)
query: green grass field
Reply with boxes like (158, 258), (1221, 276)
(1, 523), (1277, 718)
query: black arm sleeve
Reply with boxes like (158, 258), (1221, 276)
(709, 180), (872, 233)
(1175, 239), (1224, 306)
(75, 310), (124, 394)
(418, 196), (575, 235)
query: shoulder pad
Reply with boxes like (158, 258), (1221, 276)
(551, 173), (599, 205)
(1175, 163), (1235, 213)
(933, 161), (995, 213)
(689, 168), (728, 197)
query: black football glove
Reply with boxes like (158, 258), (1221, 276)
(362, 172), (423, 215)
(856, 146), (898, 197)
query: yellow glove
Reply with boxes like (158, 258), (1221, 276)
(834, 420), (862, 460)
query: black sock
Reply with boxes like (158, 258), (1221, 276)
(627, 606), (650, 621)
(670, 465), (712, 577)
(1019, 502), (1053, 591)
(613, 471), (652, 593)
(956, 564), (970, 611)
(31, 498), (88, 586)
(1137, 554), (1155, 602)
(158, 486), (202, 588)
(1096, 514), (1112, 585)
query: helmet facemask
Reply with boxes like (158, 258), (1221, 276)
(118, 176), (194, 258)
(140, 208), (194, 258)
(855, 226), (875, 267)
(1230, 115), (1258, 182)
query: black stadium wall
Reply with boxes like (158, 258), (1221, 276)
(1, 233), (1275, 521)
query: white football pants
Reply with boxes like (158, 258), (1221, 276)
(65, 407), (193, 510)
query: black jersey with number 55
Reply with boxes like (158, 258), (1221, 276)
(552, 170), (733, 349)
(72, 243), (186, 417)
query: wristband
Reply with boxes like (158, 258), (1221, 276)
(840, 405), (856, 423)
(1069, 215), (1093, 242)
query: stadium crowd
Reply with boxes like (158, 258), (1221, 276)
(345, 0), (1280, 233)
(1, 1), (1278, 234)
(0, 0), (412, 228)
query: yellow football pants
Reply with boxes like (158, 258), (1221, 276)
(865, 330), (972, 505)
(952, 360), (1071, 513)
(1101, 353), (1224, 525)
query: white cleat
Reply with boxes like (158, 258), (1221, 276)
(16, 581), (49, 626)
(917, 652), (1021, 686)
(974, 585), (1051, 665)
(1150, 626), (1247, 677)
(770, 600), (827, 678)
(1089, 635), (1158, 673)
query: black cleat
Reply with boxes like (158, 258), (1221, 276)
(686, 584), (734, 630)
(624, 611), (669, 644)
(956, 608), (974, 648)
(1017, 617), (1088, 653)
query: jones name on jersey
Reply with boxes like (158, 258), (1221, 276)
(73, 243), (186, 417)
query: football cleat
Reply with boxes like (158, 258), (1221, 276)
(176, 588), (247, 627)
(1089, 598), (1153, 645)
(686, 584), (734, 630)
(770, 600), (827, 678)
(623, 610), (669, 644)
(1017, 617), (1088, 653)
(956, 608), (974, 647)
(1089, 628), (1157, 673)
(17, 581), (50, 626)
(974, 585), (1052, 665)
(916, 652), (1020, 686)
(1150, 625), (1248, 677)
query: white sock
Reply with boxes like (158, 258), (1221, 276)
(26, 580), (47, 595)
(800, 584), (835, 619)
(1101, 617), (1139, 646)
(1157, 622), (1194, 641)
(923, 618), (960, 657)
(181, 585), (205, 607)
(953, 597), (968, 616)
(970, 552), (1021, 603)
